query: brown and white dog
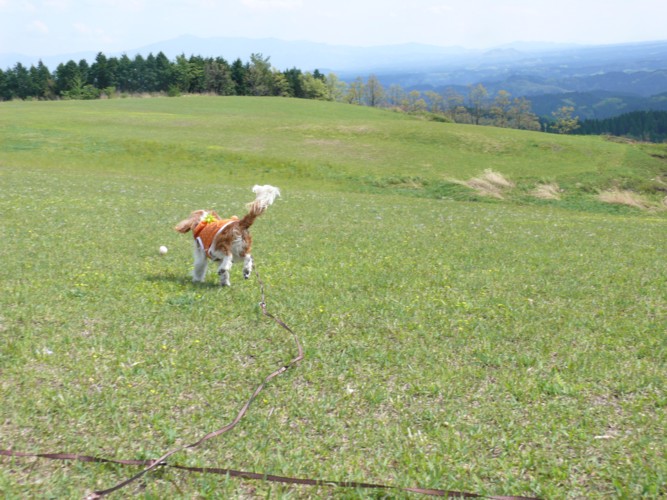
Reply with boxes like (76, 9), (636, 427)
(174, 185), (280, 286)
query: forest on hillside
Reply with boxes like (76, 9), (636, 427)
(575, 111), (667, 143)
(1, 51), (666, 142)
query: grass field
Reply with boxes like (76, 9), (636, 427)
(1, 96), (666, 498)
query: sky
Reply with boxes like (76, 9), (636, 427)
(1, 0), (666, 57)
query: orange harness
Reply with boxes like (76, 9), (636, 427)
(193, 217), (238, 257)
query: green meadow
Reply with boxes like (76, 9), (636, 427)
(1, 96), (666, 498)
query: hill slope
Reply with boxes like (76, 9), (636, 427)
(0, 96), (665, 211)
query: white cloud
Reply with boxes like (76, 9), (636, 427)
(72, 21), (93, 35)
(72, 21), (115, 44)
(29, 19), (49, 33)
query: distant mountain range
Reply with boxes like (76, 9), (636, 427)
(2, 35), (667, 119)
(0, 35), (475, 73)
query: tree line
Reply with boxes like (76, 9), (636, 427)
(0, 52), (344, 101)
(575, 111), (667, 143)
(5, 50), (664, 141)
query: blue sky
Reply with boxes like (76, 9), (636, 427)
(1, 0), (666, 57)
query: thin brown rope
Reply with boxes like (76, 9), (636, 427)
(79, 268), (304, 498)
(0, 268), (538, 499)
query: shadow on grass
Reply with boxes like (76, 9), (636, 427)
(145, 272), (222, 289)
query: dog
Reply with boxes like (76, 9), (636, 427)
(174, 185), (280, 286)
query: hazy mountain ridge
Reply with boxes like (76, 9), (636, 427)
(0, 35), (474, 73)
(8, 35), (666, 76)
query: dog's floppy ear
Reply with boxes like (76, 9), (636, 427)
(174, 210), (206, 233)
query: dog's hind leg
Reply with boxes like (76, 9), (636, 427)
(242, 254), (253, 279)
(217, 254), (233, 287)
(192, 245), (208, 283)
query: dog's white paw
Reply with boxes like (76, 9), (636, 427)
(218, 269), (231, 286)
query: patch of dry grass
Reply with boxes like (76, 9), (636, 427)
(459, 169), (515, 199)
(531, 182), (562, 200)
(597, 188), (651, 210)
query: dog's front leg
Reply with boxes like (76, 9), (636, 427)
(192, 246), (208, 283)
(217, 254), (233, 286)
(242, 254), (253, 279)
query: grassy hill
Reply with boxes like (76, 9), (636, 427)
(1, 97), (666, 498)
(2, 96), (666, 211)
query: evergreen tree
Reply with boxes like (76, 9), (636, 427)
(155, 52), (173, 92)
(55, 60), (81, 96)
(78, 59), (90, 86)
(10, 63), (32, 99)
(283, 68), (303, 98)
(576, 110), (667, 142)
(115, 54), (135, 93)
(132, 54), (149, 92)
(230, 58), (248, 95)
(0, 68), (8, 100)
(89, 52), (114, 89)
(187, 55), (206, 93)
(30, 61), (54, 99)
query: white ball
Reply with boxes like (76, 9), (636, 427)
(159, 245), (168, 255)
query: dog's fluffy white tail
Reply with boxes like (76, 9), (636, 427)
(250, 185), (281, 211)
(240, 185), (280, 229)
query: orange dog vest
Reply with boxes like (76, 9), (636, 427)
(193, 216), (239, 257)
